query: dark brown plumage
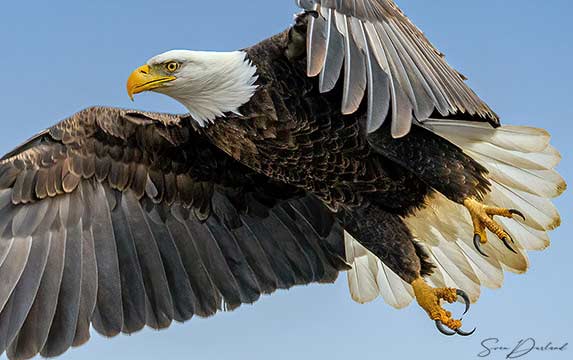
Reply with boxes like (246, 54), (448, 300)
(203, 18), (491, 283)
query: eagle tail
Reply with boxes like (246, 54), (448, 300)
(345, 120), (565, 308)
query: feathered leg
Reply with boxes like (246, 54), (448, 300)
(341, 204), (426, 283)
(341, 204), (473, 336)
(368, 122), (525, 257)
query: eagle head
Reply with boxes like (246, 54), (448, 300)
(127, 50), (258, 126)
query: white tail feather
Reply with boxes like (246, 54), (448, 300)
(345, 119), (564, 307)
(345, 232), (379, 303)
(345, 232), (414, 308)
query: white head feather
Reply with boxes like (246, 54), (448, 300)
(147, 50), (258, 126)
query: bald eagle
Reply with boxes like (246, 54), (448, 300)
(0, 0), (565, 358)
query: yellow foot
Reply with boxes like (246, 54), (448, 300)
(411, 278), (475, 336)
(463, 198), (525, 257)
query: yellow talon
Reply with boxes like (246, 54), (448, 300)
(411, 278), (474, 336)
(463, 198), (524, 256)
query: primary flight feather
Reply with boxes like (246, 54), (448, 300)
(0, 0), (565, 358)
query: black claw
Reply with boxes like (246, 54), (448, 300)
(456, 327), (477, 336)
(502, 236), (518, 254)
(435, 320), (456, 336)
(456, 289), (471, 315)
(473, 234), (489, 257)
(509, 209), (526, 221)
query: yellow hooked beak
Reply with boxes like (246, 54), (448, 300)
(126, 64), (176, 100)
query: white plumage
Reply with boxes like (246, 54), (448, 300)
(148, 50), (259, 126)
(345, 232), (414, 308)
(345, 120), (565, 307)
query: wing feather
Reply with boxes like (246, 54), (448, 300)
(42, 220), (82, 358)
(108, 189), (150, 333)
(0, 232), (50, 354)
(8, 229), (65, 359)
(72, 221), (98, 347)
(264, 211), (317, 284)
(319, 9), (345, 93)
(204, 218), (261, 304)
(241, 216), (299, 289)
(272, 206), (326, 282)
(301, 0), (499, 137)
(184, 215), (244, 311)
(165, 214), (222, 317)
(341, 15), (367, 114)
(89, 182), (124, 337)
(231, 222), (280, 293)
(144, 206), (196, 322)
(122, 191), (174, 329)
(0, 236), (32, 315)
(307, 14), (328, 77)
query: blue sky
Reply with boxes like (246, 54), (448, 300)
(0, 1), (571, 359)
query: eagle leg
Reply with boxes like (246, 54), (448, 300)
(411, 278), (476, 337)
(464, 198), (526, 257)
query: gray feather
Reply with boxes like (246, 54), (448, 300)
(108, 190), (146, 334)
(7, 229), (64, 360)
(41, 221), (82, 358)
(145, 208), (195, 322)
(205, 217), (261, 304)
(184, 217), (243, 310)
(240, 216), (297, 289)
(0, 232), (50, 354)
(72, 226), (98, 347)
(0, 237), (32, 315)
(272, 207), (325, 281)
(165, 216), (222, 317)
(382, 21), (435, 120)
(302, 0), (500, 135)
(319, 9), (345, 93)
(89, 183), (123, 336)
(341, 16), (367, 114)
(307, 14), (328, 77)
(12, 201), (50, 238)
(364, 32), (391, 133)
(231, 222), (279, 294)
(121, 192), (174, 329)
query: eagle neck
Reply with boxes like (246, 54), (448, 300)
(172, 51), (259, 126)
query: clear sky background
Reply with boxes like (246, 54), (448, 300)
(0, 1), (571, 359)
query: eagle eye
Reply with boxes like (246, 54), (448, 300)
(165, 61), (180, 73)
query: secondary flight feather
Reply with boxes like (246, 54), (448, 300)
(0, 0), (565, 358)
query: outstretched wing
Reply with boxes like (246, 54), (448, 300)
(297, 0), (499, 137)
(0, 107), (348, 360)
